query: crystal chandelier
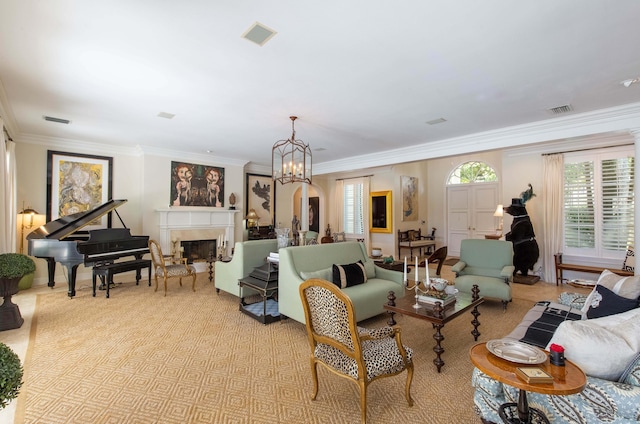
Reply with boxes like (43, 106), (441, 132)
(272, 116), (312, 184)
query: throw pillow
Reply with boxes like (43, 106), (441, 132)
(362, 260), (376, 279)
(623, 246), (635, 272)
(332, 261), (367, 289)
(300, 267), (333, 282)
(581, 269), (640, 315)
(619, 352), (640, 385)
(584, 285), (639, 319)
(547, 307), (640, 381)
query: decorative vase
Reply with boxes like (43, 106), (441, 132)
(276, 228), (290, 249)
(0, 277), (24, 331)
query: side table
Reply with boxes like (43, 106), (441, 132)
(470, 342), (586, 424)
(238, 261), (279, 325)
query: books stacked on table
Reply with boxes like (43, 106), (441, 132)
(417, 291), (456, 306)
(267, 251), (279, 263)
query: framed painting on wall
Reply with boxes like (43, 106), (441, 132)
(46, 150), (113, 228)
(401, 175), (419, 221)
(246, 173), (275, 226)
(171, 161), (225, 207)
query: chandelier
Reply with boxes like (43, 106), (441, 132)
(272, 116), (312, 184)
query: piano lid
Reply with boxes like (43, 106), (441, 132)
(27, 199), (128, 241)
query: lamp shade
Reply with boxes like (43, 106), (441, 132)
(493, 204), (503, 217)
(246, 209), (260, 221)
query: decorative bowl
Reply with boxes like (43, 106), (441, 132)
(429, 278), (448, 292)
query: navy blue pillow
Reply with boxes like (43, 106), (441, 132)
(586, 285), (640, 319)
(332, 261), (367, 289)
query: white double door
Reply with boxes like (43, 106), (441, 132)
(447, 183), (499, 257)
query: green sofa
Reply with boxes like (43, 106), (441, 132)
(278, 241), (406, 324)
(214, 239), (278, 297)
(451, 239), (514, 309)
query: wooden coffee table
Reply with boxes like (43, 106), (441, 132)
(384, 284), (483, 373)
(470, 342), (586, 424)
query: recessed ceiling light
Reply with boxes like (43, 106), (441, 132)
(157, 112), (175, 119)
(43, 115), (71, 124)
(241, 22), (277, 46)
(426, 118), (447, 125)
(314, 147), (326, 152)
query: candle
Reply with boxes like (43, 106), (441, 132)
(425, 258), (430, 284)
(403, 257), (407, 283)
(415, 257), (418, 283)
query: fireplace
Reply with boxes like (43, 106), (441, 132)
(156, 208), (240, 271)
(181, 239), (216, 264)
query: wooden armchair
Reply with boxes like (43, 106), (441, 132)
(148, 240), (197, 296)
(299, 279), (414, 424)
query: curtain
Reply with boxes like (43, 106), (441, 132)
(1, 119), (18, 253)
(334, 179), (344, 232)
(542, 154), (563, 283)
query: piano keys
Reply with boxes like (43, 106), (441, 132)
(27, 199), (149, 298)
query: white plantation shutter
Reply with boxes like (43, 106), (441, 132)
(564, 161), (595, 249)
(343, 181), (364, 236)
(601, 157), (634, 250)
(563, 148), (634, 258)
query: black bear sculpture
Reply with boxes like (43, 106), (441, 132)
(504, 196), (539, 276)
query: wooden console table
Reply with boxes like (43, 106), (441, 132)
(554, 253), (633, 286)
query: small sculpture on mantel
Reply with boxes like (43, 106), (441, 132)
(292, 215), (301, 246)
(325, 223), (331, 237)
(228, 193), (236, 210)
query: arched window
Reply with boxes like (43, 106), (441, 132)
(447, 161), (497, 184)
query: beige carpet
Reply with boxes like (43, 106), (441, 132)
(16, 268), (537, 424)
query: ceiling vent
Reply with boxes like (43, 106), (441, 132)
(157, 112), (175, 119)
(547, 104), (573, 115)
(43, 115), (71, 124)
(241, 22), (277, 46)
(426, 118), (447, 125)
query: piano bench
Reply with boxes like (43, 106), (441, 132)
(92, 259), (152, 298)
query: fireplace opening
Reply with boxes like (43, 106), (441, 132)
(180, 239), (216, 264)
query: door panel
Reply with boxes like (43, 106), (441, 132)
(447, 183), (498, 256)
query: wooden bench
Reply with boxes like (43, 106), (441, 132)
(92, 259), (152, 298)
(554, 253), (633, 286)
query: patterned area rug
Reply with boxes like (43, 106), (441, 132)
(16, 271), (533, 423)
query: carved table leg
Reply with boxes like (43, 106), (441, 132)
(471, 284), (482, 341)
(432, 301), (445, 372)
(386, 291), (397, 326)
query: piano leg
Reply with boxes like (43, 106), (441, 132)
(66, 264), (80, 298)
(45, 258), (56, 288)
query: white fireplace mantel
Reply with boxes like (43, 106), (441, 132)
(155, 208), (240, 254)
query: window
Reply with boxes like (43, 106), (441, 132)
(563, 148), (634, 259)
(447, 161), (497, 184)
(343, 180), (365, 237)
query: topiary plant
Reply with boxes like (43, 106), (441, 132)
(0, 343), (23, 409)
(0, 253), (36, 279)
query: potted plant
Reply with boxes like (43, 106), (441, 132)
(0, 253), (36, 331)
(0, 342), (23, 409)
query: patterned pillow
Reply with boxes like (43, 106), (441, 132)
(623, 246), (635, 272)
(332, 261), (367, 288)
(581, 270), (640, 315)
(585, 285), (640, 319)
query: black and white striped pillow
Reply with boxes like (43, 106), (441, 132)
(332, 261), (367, 289)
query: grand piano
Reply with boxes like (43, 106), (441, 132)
(27, 199), (150, 298)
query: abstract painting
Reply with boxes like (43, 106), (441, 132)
(171, 161), (225, 207)
(246, 173), (275, 226)
(401, 175), (418, 221)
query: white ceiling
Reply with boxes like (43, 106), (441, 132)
(1, 1), (640, 174)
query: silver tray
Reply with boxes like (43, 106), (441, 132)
(486, 339), (547, 364)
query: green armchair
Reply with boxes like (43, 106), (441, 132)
(451, 239), (514, 310)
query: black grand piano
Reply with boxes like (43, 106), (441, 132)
(27, 199), (149, 298)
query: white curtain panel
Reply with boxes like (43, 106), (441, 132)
(542, 153), (564, 284)
(1, 120), (18, 254)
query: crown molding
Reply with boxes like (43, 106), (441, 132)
(17, 133), (144, 156)
(315, 102), (640, 175)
